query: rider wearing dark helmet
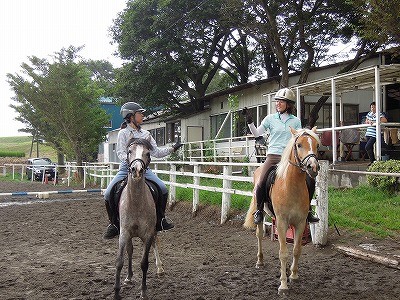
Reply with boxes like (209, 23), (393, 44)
(103, 102), (183, 239)
(244, 88), (319, 225)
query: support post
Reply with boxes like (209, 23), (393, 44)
(311, 160), (329, 246)
(192, 164), (200, 216)
(221, 165), (232, 224)
(169, 164), (177, 207)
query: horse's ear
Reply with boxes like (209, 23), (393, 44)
(311, 126), (317, 133)
(289, 126), (297, 135)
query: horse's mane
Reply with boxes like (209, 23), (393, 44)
(126, 137), (154, 151)
(275, 128), (320, 179)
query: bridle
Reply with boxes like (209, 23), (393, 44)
(288, 133), (319, 173)
(126, 142), (150, 174)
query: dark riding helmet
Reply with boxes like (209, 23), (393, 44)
(120, 102), (146, 119)
(275, 88), (296, 104)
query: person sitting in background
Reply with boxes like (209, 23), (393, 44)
(365, 101), (387, 166)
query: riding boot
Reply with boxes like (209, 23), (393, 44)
(305, 175), (319, 223)
(307, 205), (320, 223)
(103, 201), (119, 239)
(253, 184), (266, 224)
(156, 194), (174, 231)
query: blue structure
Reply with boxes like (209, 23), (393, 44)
(99, 97), (120, 131)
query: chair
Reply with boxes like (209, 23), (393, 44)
(254, 136), (267, 163)
(339, 128), (360, 161)
(320, 131), (340, 160)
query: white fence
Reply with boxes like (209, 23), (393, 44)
(4, 159), (400, 246)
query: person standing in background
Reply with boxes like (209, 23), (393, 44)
(365, 101), (387, 166)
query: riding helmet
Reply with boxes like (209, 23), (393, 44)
(120, 102), (146, 119)
(275, 88), (296, 104)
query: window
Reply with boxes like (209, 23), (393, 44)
(210, 113), (229, 139)
(304, 103), (359, 128)
(166, 121), (181, 143)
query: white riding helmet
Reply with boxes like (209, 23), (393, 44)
(120, 102), (146, 119)
(275, 88), (296, 104)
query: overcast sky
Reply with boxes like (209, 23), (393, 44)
(0, 0), (126, 137)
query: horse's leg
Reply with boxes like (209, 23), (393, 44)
(153, 235), (165, 275)
(255, 223), (264, 268)
(289, 221), (306, 282)
(276, 218), (289, 295)
(124, 238), (134, 285)
(140, 236), (154, 300)
(114, 236), (126, 300)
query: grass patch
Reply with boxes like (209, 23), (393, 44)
(0, 136), (57, 161)
(329, 185), (400, 238)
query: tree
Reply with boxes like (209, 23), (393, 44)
(111, 0), (240, 113)
(349, 0), (400, 46)
(7, 46), (109, 176)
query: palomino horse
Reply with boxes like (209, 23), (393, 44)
(244, 127), (320, 295)
(114, 137), (165, 300)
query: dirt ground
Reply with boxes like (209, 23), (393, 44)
(0, 180), (399, 300)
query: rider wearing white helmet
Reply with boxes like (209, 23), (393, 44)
(103, 102), (183, 239)
(243, 87), (319, 224)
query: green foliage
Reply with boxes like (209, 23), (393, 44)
(6, 46), (110, 165)
(366, 159), (400, 193)
(0, 151), (25, 158)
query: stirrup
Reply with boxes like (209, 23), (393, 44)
(253, 210), (264, 224)
(103, 223), (119, 239)
(157, 217), (174, 231)
(307, 211), (320, 223)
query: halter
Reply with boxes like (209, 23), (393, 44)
(288, 133), (319, 173)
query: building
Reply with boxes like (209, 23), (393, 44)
(102, 53), (400, 163)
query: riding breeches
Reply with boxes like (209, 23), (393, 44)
(104, 161), (168, 203)
(254, 154), (281, 211)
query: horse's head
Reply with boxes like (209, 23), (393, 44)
(290, 126), (320, 178)
(126, 137), (153, 179)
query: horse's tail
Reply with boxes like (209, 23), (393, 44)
(243, 194), (257, 229)
(243, 166), (262, 230)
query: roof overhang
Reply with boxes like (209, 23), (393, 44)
(292, 64), (400, 96)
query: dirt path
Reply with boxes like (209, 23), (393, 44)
(0, 181), (399, 300)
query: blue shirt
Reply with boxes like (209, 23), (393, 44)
(261, 113), (302, 155)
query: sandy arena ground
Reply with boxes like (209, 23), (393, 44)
(0, 180), (399, 300)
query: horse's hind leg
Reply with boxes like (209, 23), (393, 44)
(124, 238), (134, 285)
(290, 222), (306, 282)
(256, 223), (264, 268)
(153, 236), (165, 275)
(140, 237), (154, 300)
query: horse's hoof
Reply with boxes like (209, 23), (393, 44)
(114, 293), (122, 300)
(140, 292), (148, 300)
(289, 276), (299, 283)
(123, 278), (134, 286)
(255, 262), (264, 269)
(278, 288), (289, 296)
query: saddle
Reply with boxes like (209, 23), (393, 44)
(264, 166), (277, 217)
(264, 166), (315, 218)
(109, 177), (161, 223)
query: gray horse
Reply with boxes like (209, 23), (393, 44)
(114, 137), (164, 300)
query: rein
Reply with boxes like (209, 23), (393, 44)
(288, 133), (319, 172)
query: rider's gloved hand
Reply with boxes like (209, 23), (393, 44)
(242, 107), (253, 124)
(172, 142), (183, 152)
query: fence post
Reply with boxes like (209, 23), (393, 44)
(169, 164), (177, 207)
(311, 160), (329, 246)
(221, 165), (232, 224)
(192, 164), (200, 216)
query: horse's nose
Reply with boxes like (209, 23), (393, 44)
(307, 160), (319, 177)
